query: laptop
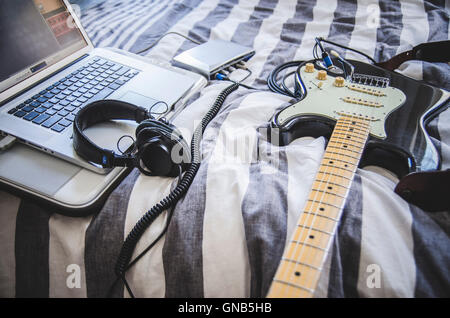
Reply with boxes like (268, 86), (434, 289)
(0, 0), (206, 174)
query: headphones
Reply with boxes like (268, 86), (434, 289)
(72, 99), (190, 177)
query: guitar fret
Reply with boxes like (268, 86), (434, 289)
(272, 279), (315, 293)
(291, 240), (329, 252)
(335, 121), (369, 131)
(334, 123), (370, 133)
(333, 131), (367, 141)
(302, 210), (340, 222)
(282, 257), (322, 271)
(321, 163), (356, 173)
(316, 171), (352, 181)
(328, 145), (362, 155)
(323, 156), (358, 166)
(333, 126), (368, 136)
(329, 136), (365, 147)
(310, 188), (346, 199)
(337, 117), (371, 127)
(313, 179), (349, 190)
(326, 150), (359, 160)
(327, 141), (364, 154)
(307, 199), (341, 209)
(297, 224), (334, 236)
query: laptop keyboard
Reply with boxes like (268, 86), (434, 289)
(7, 57), (139, 133)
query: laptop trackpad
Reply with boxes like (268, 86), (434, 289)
(118, 91), (169, 114)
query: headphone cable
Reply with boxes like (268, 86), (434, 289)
(108, 82), (239, 298)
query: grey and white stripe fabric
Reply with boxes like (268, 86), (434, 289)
(0, 0), (449, 298)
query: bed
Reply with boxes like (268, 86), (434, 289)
(0, 0), (449, 298)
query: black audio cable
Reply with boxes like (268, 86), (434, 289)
(267, 60), (312, 100)
(109, 82), (239, 298)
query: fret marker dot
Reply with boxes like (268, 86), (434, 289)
(295, 271), (301, 277)
(329, 161), (333, 164)
(320, 207), (325, 211)
(309, 235), (315, 239)
(328, 186), (332, 190)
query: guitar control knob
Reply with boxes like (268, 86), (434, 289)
(317, 70), (327, 80)
(334, 76), (345, 87)
(305, 63), (315, 73)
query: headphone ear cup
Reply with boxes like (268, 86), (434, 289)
(135, 119), (186, 176)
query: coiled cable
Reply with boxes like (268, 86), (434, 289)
(109, 82), (239, 297)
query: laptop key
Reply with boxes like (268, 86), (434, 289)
(109, 83), (120, 90)
(45, 109), (57, 116)
(58, 110), (70, 117)
(30, 101), (41, 107)
(116, 68), (129, 76)
(51, 124), (66, 133)
(87, 87), (114, 103)
(14, 110), (27, 118)
(23, 111), (39, 121)
(22, 105), (35, 112)
(66, 113), (76, 121)
(34, 106), (47, 113)
(58, 119), (72, 127)
(77, 97), (88, 103)
(42, 115), (62, 128)
(36, 97), (47, 103)
(32, 114), (50, 124)
(8, 108), (17, 114)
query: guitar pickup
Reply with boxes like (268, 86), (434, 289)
(342, 96), (383, 108)
(346, 84), (386, 97)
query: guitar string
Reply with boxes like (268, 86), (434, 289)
(275, 73), (379, 297)
(294, 76), (381, 296)
(273, 71), (359, 297)
(274, 75), (360, 296)
(295, 76), (380, 296)
(275, 73), (382, 296)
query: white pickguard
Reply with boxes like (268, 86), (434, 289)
(276, 66), (407, 139)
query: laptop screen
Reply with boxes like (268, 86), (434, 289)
(0, 0), (88, 94)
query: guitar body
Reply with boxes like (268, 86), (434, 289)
(271, 60), (449, 178)
(266, 60), (449, 298)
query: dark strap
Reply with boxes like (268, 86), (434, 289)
(395, 169), (450, 212)
(375, 40), (450, 71)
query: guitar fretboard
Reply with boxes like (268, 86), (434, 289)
(267, 114), (371, 298)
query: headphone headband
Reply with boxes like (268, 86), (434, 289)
(72, 100), (151, 168)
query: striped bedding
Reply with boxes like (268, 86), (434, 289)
(1, 0), (449, 298)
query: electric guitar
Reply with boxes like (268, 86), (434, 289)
(266, 60), (449, 298)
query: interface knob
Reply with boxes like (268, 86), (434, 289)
(305, 63), (315, 73)
(317, 70), (327, 80)
(334, 76), (345, 87)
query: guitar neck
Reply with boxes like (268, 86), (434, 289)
(267, 114), (371, 298)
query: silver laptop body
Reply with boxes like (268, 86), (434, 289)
(0, 0), (206, 174)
